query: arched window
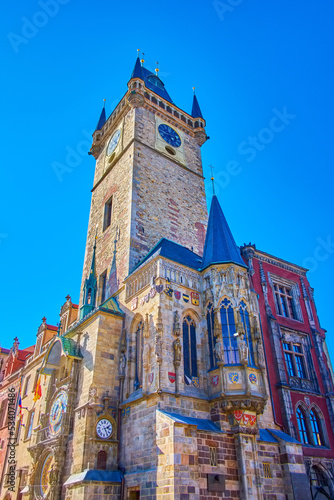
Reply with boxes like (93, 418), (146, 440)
(97, 451), (107, 470)
(296, 407), (310, 444)
(220, 298), (238, 364)
(310, 409), (324, 446)
(206, 303), (216, 369)
(134, 321), (143, 390)
(183, 316), (197, 380)
(239, 300), (255, 366)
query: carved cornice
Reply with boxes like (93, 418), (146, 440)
(220, 398), (266, 415)
(255, 253), (307, 276)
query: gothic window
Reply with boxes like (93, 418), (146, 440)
(103, 196), (113, 231)
(274, 284), (297, 319)
(283, 342), (307, 378)
(296, 407), (309, 444)
(220, 298), (238, 364)
(310, 466), (329, 489)
(183, 316), (198, 380)
(310, 409), (324, 446)
(239, 300), (255, 366)
(97, 451), (107, 470)
(134, 321), (144, 390)
(206, 303), (216, 369)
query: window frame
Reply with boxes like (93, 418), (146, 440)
(134, 321), (144, 391)
(282, 341), (308, 379)
(23, 375), (31, 398)
(206, 302), (216, 370)
(103, 196), (113, 231)
(274, 283), (298, 319)
(183, 315), (198, 379)
(100, 270), (107, 304)
(25, 409), (35, 440)
(220, 298), (239, 365)
(239, 300), (255, 366)
(296, 404), (327, 447)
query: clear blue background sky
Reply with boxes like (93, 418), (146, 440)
(1, 1), (333, 359)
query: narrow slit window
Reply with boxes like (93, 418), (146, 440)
(103, 197), (113, 231)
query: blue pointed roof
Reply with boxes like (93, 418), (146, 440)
(201, 196), (246, 270)
(131, 57), (143, 79)
(130, 57), (173, 103)
(129, 238), (202, 276)
(191, 94), (203, 119)
(95, 106), (106, 131)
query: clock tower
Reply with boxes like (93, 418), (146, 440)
(80, 57), (208, 306)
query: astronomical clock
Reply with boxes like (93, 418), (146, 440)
(27, 336), (82, 500)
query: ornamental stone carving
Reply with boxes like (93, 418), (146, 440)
(173, 338), (181, 365)
(238, 333), (248, 365)
(173, 310), (181, 337)
(257, 341), (265, 368)
(119, 353), (126, 377)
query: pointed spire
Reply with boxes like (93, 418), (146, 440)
(131, 56), (144, 80)
(201, 196), (246, 270)
(95, 99), (106, 131)
(80, 229), (98, 319)
(191, 89), (203, 119)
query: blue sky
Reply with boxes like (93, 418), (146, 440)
(1, 1), (333, 359)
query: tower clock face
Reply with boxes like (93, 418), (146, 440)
(158, 124), (181, 148)
(96, 418), (113, 439)
(107, 129), (121, 156)
(49, 390), (68, 436)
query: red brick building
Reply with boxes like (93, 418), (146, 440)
(241, 244), (334, 496)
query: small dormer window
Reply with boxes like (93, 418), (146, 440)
(147, 75), (164, 90)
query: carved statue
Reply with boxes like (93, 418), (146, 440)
(213, 310), (220, 339)
(143, 343), (150, 371)
(173, 338), (181, 364)
(156, 307), (163, 334)
(119, 353), (126, 376)
(155, 335), (162, 364)
(257, 341), (265, 368)
(49, 462), (59, 486)
(238, 333), (248, 364)
(173, 311), (181, 337)
(214, 338), (224, 364)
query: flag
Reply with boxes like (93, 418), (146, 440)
(33, 376), (42, 402)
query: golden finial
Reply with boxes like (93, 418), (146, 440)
(137, 48), (140, 57)
(155, 61), (159, 76)
(103, 98), (106, 108)
(192, 86), (196, 94)
(209, 164), (215, 195)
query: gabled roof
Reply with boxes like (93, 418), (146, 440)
(201, 195), (246, 270)
(130, 238), (202, 275)
(130, 57), (173, 103)
(100, 296), (124, 316)
(191, 94), (203, 119)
